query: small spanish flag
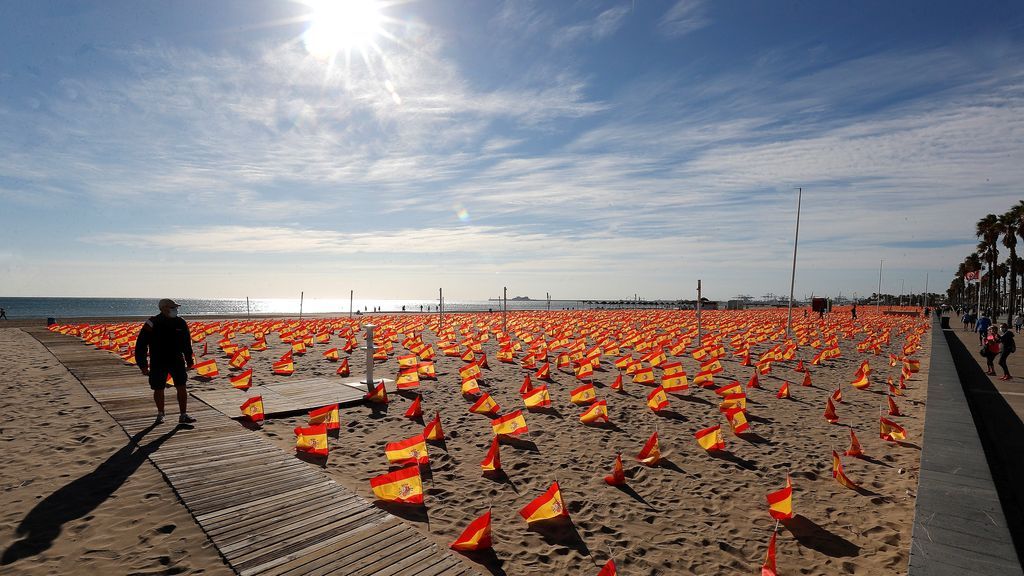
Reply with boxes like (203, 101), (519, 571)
(632, 366), (655, 384)
(604, 453), (626, 485)
(370, 465), (423, 504)
(518, 481), (569, 523)
(461, 348), (476, 362)
(366, 380), (388, 403)
(530, 362), (547, 381)
(575, 361), (594, 381)
(824, 397), (839, 424)
(701, 359), (724, 374)
(832, 449), (858, 489)
(520, 374), (534, 394)
(850, 370), (870, 390)
(523, 385), (552, 409)
(322, 347), (340, 361)
(385, 433), (429, 465)
(194, 358), (219, 378)
(845, 428), (864, 457)
(887, 395), (902, 416)
(580, 400), (609, 424)
(693, 369), (715, 387)
(714, 381), (743, 396)
(308, 404), (340, 430)
(766, 475), (794, 520)
(610, 373), (623, 391)
(272, 359), (295, 375)
(570, 383), (597, 405)
(695, 425), (725, 452)
(637, 431), (661, 465)
(831, 387), (843, 403)
(469, 393), (500, 415)
(794, 360), (805, 372)
(230, 369), (253, 390)
(229, 348), (250, 369)
(294, 423), (328, 456)
(397, 353), (418, 368)
(481, 436), (501, 472)
(336, 358), (350, 376)
(450, 510), (492, 551)
(719, 393), (746, 411)
(404, 395), (423, 419)
(646, 386), (669, 413)
(724, 407), (749, 434)
(801, 371), (812, 387)
(776, 381), (790, 399)
(492, 410), (529, 436)
(240, 396), (264, 422)
(747, 372), (760, 388)
(424, 412), (445, 441)
(461, 377), (482, 396)
(459, 362), (481, 381)
(396, 368), (420, 390)
(598, 559), (617, 576)
(762, 529), (778, 576)
(416, 361), (436, 379)
(879, 416), (907, 441)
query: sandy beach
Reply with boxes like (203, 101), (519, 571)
(1, 308), (929, 575)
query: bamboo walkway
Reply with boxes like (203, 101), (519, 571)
(27, 328), (477, 576)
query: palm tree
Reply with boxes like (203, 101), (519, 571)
(976, 214), (1002, 314)
(964, 252), (983, 313)
(1000, 209), (1019, 323)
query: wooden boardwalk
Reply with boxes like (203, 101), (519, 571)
(193, 377), (369, 418)
(27, 328), (477, 576)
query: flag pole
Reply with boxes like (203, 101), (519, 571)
(877, 259), (883, 314)
(349, 289), (353, 319)
(439, 288), (444, 334)
(787, 187), (802, 337)
(696, 279), (702, 347)
(503, 286), (508, 334)
(246, 296), (250, 321)
(299, 291), (304, 321)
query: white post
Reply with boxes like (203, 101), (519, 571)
(503, 287), (508, 333)
(362, 324), (376, 393)
(349, 290), (353, 319)
(299, 291), (304, 321)
(787, 187), (802, 336)
(547, 292), (550, 312)
(696, 279), (702, 347)
(246, 296), (250, 321)
(438, 288), (443, 333)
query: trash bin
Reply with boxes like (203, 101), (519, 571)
(47, 317), (56, 326)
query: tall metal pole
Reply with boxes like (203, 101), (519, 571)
(696, 279), (702, 347)
(900, 279), (905, 307)
(503, 287), (508, 334)
(977, 267), (983, 317)
(246, 296), (250, 321)
(362, 324), (376, 393)
(547, 292), (550, 312)
(439, 288), (443, 334)
(349, 290), (353, 319)
(299, 291), (304, 321)
(924, 273), (929, 308)
(787, 187), (802, 336)
(877, 260), (883, 313)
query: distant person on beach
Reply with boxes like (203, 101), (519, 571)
(998, 323), (1015, 380)
(851, 304), (857, 319)
(977, 313), (992, 346)
(135, 299), (196, 425)
(1015, 313), (1023, 333)
(0, 307), (6, 319)
(982, 326), (1000, 375)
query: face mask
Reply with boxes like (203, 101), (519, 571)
(166, 309), (178, 318)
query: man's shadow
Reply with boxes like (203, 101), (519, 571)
(2, 422), (179, 565)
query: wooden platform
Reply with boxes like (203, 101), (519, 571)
(193, 378), (372, 418)
(27, 328), (477, 576)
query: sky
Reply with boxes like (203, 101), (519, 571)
(1, 0), (1022, 302)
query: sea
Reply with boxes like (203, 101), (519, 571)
(0, 297), (601, 320)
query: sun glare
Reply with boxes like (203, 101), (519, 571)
(303, 0), (383, 59)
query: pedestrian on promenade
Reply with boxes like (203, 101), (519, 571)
(851, 304), (857, 319)
(982, 326), (1001, 375)
(0, 307), (6, 320)
(1014, 313), (1023, 333)
(998, 323), (1016, 381)
(977, 312), (992, 346)
(135, 299), (196, 424)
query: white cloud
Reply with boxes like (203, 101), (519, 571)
(658, 0), (709, 38)
(553, 5), (631, 47)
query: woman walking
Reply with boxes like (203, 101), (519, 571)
(982, 326), (1000, 376)
(998, 323), (1016, 381)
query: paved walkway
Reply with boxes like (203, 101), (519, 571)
(28, 328), (477, 576)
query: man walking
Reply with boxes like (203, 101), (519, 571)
(135, 299), (196, 424)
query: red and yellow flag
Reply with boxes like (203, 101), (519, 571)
(637, 431), (661, 465)
(646, 386), (669, 413)
(404, 395), (423, 419)
(522, 385), (552, 409)
(724, 407), (749, 434)
(416, 361), (436, 379)
(294, 424), (328, 456)
(385, 433), (429, 465)
(575, 361), (594, 381)
(632, 366), (654, 384)
(832, 449), (858, 489)
(887, 395), (902, 416)
(695, 425), (725, 452)
(424, 411), (445, 441)
(230, 369), (253, 390)
(240, 396), (264, 422)
(604, 453), (626, 485)
(396, 368), (420, 390)
(450, 510), (493, 551)
(535, 362), (551, 380)
(461, 377), (481, 396)
(518, 481), (569, 523)
(580, 400), (609, 424)
(469, 393), (500, 415)
(850, 370), (870, 390)
(766, 476), (794, 520)
(598, 559), (618, 576)
(370, 465), (423, 504)
(194, 358), (219, 378)
(480, 436), (501, 472)
(272, 359), (294, 375)
(520, 374), (534, 394)
(845, 428), (864, 457)
(824, 397), (839, 423)
(365, 381), (388, 404)
(831, 387), (843, 403)
(570, 383), (597, 405)
(398, 353), (418, 368)
(801, 371), (812, 387)
(492, 410), (529, 436)
(336, 358), (350, 376)
(776, 381), (790, 399)
(747, 372), (760, 388)
(762, 529), (778, 576)
(308, 404), (340, 430)
(879, 417), (907, 441)
(714, 381), (743, 396)
(229, 348), (250, 369)
(459, 362), (481, 381)
(610, 373), (623, 391)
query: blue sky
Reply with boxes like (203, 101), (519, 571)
(1, 0), (1022, 301)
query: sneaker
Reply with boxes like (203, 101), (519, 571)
(156, 412), (165, 424)
(179, 414), (197, 424)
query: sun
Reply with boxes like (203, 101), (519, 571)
(302, 0), (383, 59)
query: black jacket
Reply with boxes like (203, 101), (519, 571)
(135, 314), (194, 370)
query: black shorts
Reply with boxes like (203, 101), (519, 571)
(149, 365), (188, 390)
